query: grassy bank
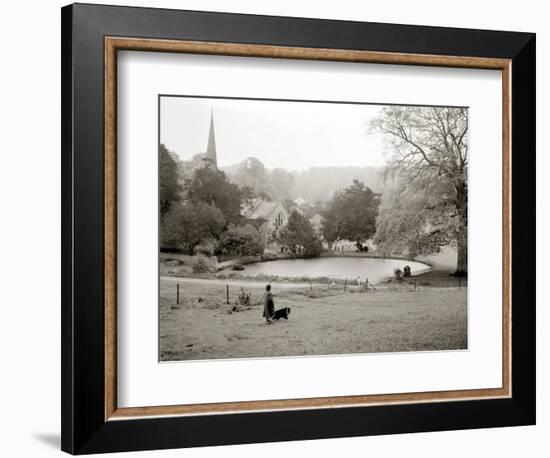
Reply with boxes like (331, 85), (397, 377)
(160, 277), (467, 361)
(411, 269), (468, 288)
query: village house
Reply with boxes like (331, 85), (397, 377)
(332, 238), (377, 252)
(242, 198), (289, 249)
(332, 239), (358, 251)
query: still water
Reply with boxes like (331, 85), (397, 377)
(243, 257), (429, 284)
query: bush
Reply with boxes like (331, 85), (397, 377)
(220, 224), (265, 257)
(302, 236), (323, 258)
(238, 288), (251, 305)
(192, 255), (213, 273)
(261, 252), (278, 261)
(160, 202), (225, 253)
(194, 238), (217, 257)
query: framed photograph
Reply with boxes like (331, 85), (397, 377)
(61, 3), (536, 454)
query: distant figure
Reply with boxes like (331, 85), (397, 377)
(262, 284), (275, 323)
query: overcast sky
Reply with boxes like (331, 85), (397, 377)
(159, 96), (388, 171)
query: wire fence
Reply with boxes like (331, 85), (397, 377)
(168, 273), (467, 307)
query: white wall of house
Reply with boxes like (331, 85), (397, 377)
(264, 202), (288, 246)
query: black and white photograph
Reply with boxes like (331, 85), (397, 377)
(159, 96), (469, 361)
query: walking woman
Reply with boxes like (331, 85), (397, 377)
(262, 284), (275, 323)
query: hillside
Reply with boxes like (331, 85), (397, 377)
(220, 161), (384, 203)
(291, 166), (384, 202)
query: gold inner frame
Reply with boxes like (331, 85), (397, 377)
(104, 37), (512, 421)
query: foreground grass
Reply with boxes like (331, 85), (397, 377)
(160, 278), (467, 361)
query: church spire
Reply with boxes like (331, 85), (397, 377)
(205, 109), (217, 168)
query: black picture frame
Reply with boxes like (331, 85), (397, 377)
(61, 3), (536, 454)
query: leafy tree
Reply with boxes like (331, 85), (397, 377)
(321, 180), (379, 246)
(178, 153), (208, 183)
(240, 185), (257, 209)
(186, 166), (243, 225)
(269, 168), (295, 201)
(160, 202), (225, 254)
(258, 191), (273, 201)
(370, 106), (468, 275)
(374, 180), (455, 257)
(220, 224), (265, 257)
(302, 199), (327, 220)
(302, 236), (323, 258)
(279, 210), (322, 257)
(231, 157), (274, 198)
(159, 144), (182, 216)
(193, 238), (218, 257)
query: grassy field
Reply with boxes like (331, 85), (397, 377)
(160, 277), (467, 361)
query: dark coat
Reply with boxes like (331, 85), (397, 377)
(262, 292), (274, 319)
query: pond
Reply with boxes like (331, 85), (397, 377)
(242, 256), (430, 284)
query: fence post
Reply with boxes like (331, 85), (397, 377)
(176, 283), (179, 305)
(414, 278), (417, 291)
(226, 284), (229, 304)
(366, 278), (368, 292)
(344, 278), (347, 293)
(458, 277), (461, 290)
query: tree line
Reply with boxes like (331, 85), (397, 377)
(160, 144), (264, 258)
(160, 146), (325, 259)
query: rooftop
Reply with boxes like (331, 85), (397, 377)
(242, 198), (281, 220)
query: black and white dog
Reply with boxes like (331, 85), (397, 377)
(272, 307), (291, 320)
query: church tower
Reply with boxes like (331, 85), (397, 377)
(204, 110), (217, 169)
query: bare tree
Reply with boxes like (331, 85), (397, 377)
(370, 106), (468, 275)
